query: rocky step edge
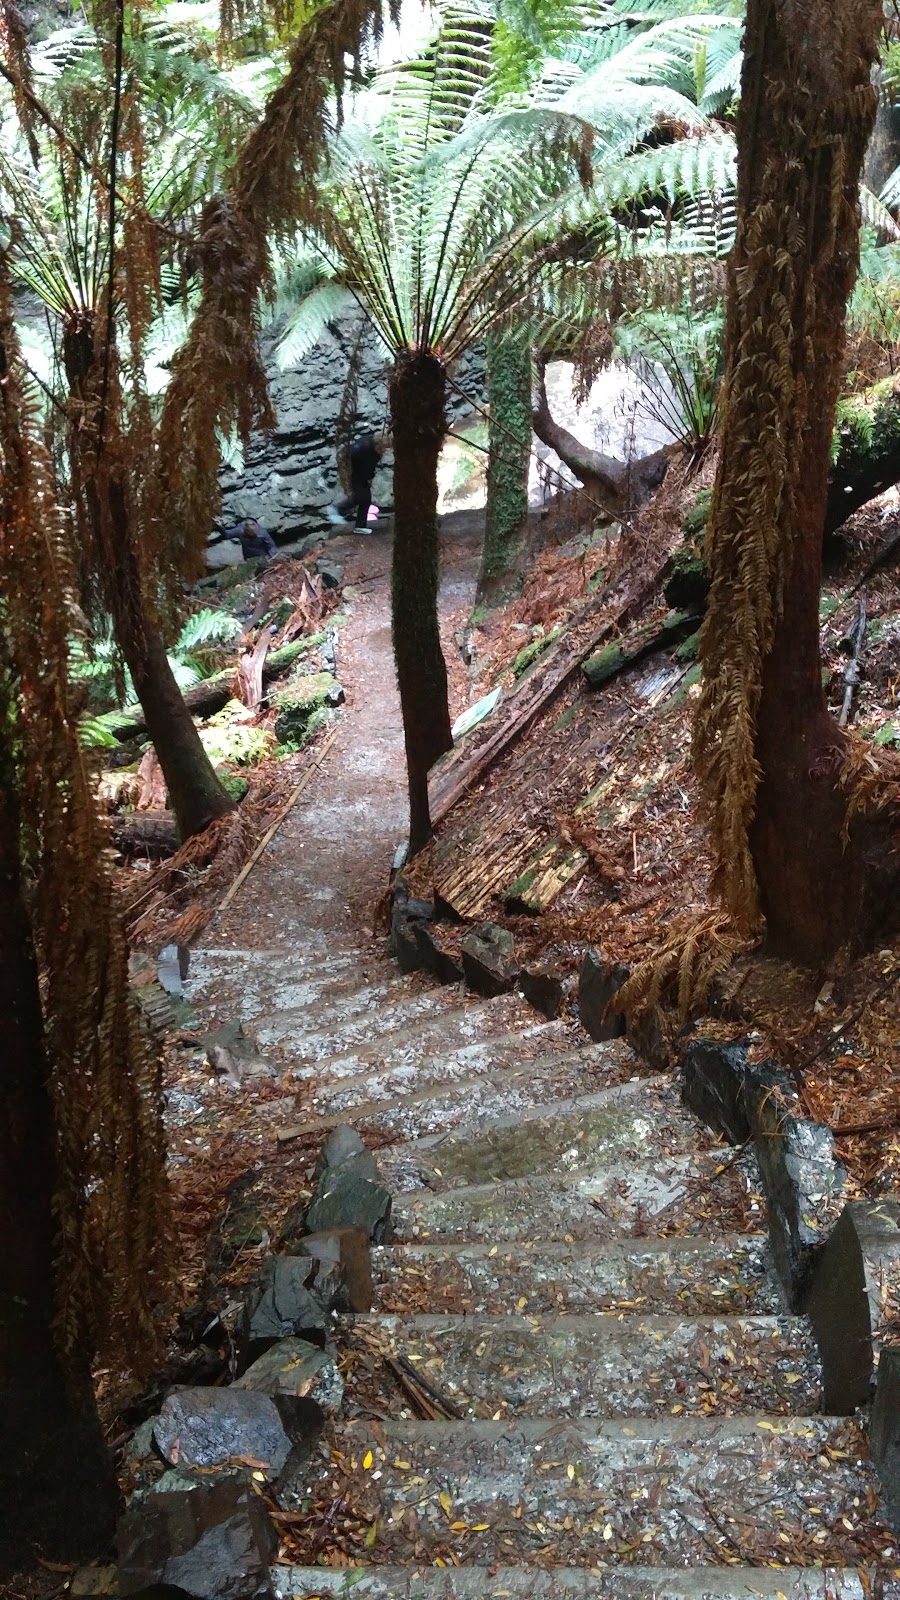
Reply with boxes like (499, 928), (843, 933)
(274, 1566), (894, 1598)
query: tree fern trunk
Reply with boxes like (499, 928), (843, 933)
(62, 322), (234, 842)
(389, 350), (453, 854)
(695, 0), (899, 961)
(0, 673), (118, 1574)
(476, 332), (532, 611)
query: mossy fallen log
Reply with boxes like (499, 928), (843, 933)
(103, 634), (326, 741)
(582, 610), (699, 689)
(826, 378), (900, 535)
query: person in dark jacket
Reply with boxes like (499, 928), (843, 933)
(239, 518), (278, 561)
(328, 431), (390, 532)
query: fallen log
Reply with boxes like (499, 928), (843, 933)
(105, 634), (324, 741)
(111, 810), (179, 856)
(826, 377), (900, 535)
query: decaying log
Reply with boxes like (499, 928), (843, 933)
(106, 635), (321, 741)
(111, 810), (179, 856)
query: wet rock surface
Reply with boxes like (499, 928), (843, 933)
(460, 922), (520, 997)
(807, 1200), (900, 1412)
(118, 1479), (277, 1598)
(578, 951), (628, 1041)
(234, 1338), (344, 1413)
(153, 1388), (302, 1473)
(240, 1256), (329, 1354)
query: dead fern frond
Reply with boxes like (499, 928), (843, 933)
(615, 911), (753, 1023)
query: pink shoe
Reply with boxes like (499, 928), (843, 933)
(367, 504), (380, 523)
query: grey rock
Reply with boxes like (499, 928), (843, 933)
(153, 1387), (296, 1473)
(233, 1338), (344, 1414)
(520, 965), (571, 1020)
(460, 922), (519, 998)
(117, 1478), (277, 1599)
(390, 904), (426, 974)
(578, 951), (628, 1041)
(318, 1124), (365, 1171)
(871, 1344), (900, 1513)
(680, 1036), (752, 1143)
(241, 1256), (329, 1355)
(130, 1416), (161, 1462)
(315, 557), (343, 590)
(306, 1154), (392, 1242)
(158, 945), (189, 998)
(806, 1200), (900, 1413)
(413, 923), (465, 986)
(751, 1103), (847, 1311)
(295, 1226), (374, 1312)
(205, 539), (244, 572)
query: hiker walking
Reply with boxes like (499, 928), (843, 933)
(328, 431), (390, 533)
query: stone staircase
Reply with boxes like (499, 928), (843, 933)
(185, 940), (898, 1599)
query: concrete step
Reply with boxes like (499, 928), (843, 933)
(286, 991), (541, 1083)
(296, 1019), (574, 1113)
(341, 1311), (820, 1420)
(393, 1148), (753, 1244)
(374, 1236), (781, 1318)
(304, 1415), (891, 1569)
(378, 1079), (701, 1194)
(256, 984), (470, 1054)
(287, 1038), (641, 1144)
(275, 1566), (888, 1599)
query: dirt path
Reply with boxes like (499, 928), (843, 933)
(211, 511), (484, 950)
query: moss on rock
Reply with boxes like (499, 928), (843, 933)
(274, 672), (342, 743)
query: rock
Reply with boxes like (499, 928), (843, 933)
(626, 1005), (669, 1071)
(315, 557), (343, 589)
(520, 964), (571, 1020)
(306, 1152), (392, 1242)
(578, 951), (628, 1041)
(153, 1387), (302, 1474)
(390, 904), (426, 974)
(460, 922), (519, 998)
(234, 1338), (344, 1414)
(680, 1036), (752, 1143)
(205, 539), (244, 572)
(295, 1227), (374, 1312)
(806, 1201), (900, 1413)
(413, 923), (465, 986)
(158, 945), (189, 998)
(750, 1103), (847, 1311)
(871, 1345), (900, 1512)
(240, 1256), (329, 1356)
(314, 1124), (366, 1177)
(117, 1478), (277, 1598)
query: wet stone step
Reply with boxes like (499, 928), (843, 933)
(378, 1080), (703, 1194)
(185, 945), (365, 1003)
(303, 1416), (895, 1570)
(393, 1149), (755, 1244)
(293, 1040), (642, 1145)
(275, 1565), (891, 1599)
(255, 985), (470, 1053)
(341, 1311), (820, 1420)
(374, 1236), (781, 1318)
(301, 1020), (578, 1118)
(285, 992), (541, 1083)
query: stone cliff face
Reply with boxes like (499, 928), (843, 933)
(213, 314), (485, 560)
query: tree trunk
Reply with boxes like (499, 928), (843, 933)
(695, 0), (900, 962)
(532, 357), (669, 516)
(476, 332), (532, 610)
(389, 350), (453, 854)
(0, 678), (118, 1575)
(62, 321), (234, 841)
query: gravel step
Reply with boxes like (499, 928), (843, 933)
(378, 1079), (701, 1194)
(275, 1565), (887, 1599)
(287, 1038), (641, 1143)
(286, 991), (541, 1083)
(185, 944), (365, 1002)
(375, 1236), (781, 1318)
(256, 985), (469, 1053)
(342, 1311), (820, 1419)
(393, 1149), (754, 1243)
(304, 1415), (893, 1569)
